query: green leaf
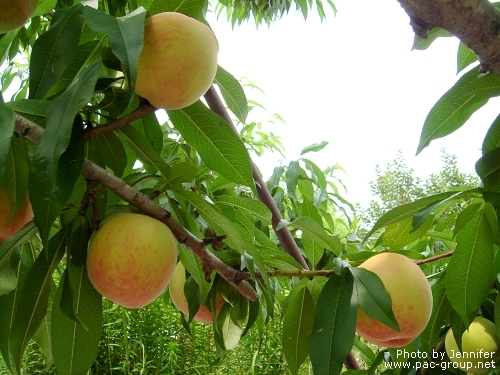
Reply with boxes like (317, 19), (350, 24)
(0, 222), (37, 273)
(167, 101), (256, 194)
(286, 160), (300, 202)
(420, 272), (452, 352)
(495, 292), (500, 340)
(148, 0), (206, 17)
(350, 267), (399, 332)
(282, 283), (315, 375)
(184, 276), (202, 322)
(445, 205), (495, 326)
(0, 98), (15, 186)
(131, 112), (163, 155)
(163, 162), (198, 186)
(216, 195), (272, 226)
(300, 141), (329, 156)
(84, 6), (146, 93)
(4, 135), (30, 216)
(364, 190), (478, 240)
(44, 40), (103, 100)
(215, 65), (248, 123)
(6, 99), (50, 118)
(412, 28), (452, 50)
(383, 214), (434, 251)
(457, 42), (478, 74)
(308, 269), (356, 375)
(216, 301), (245, 350)
(30, 70), (93, 245)
(290, 216), (341, 255)
(52, 265), (102, 375)
(9, 228), (67, 374)
(0, 30), (19, 65)
(34, 0), (58, 17)
(118, 125), (171, 176)
(29, 4), (85, 99)
(300, 198), (325, 268)
(417, 68), (491, 154)
(173, 188), (249, 253)
(476, 147), (500, 191)
(0, 248), (33, 374)
(179, 247), (210, 305)
(95, 132), (127, 178)
(483, 114), (500, 154)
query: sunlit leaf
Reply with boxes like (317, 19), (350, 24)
(290, 216), (341, 255)
(215, 65), (248, 123)
(300, 141), (329, 156)
(167, 101), (256, 194)
(417, 67), (496, 153)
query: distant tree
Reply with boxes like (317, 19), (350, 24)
(360, 149), (479, 230)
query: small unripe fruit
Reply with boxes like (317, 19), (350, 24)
(134, 12), (219, 110)
(87, 213), (178, 308)
(0, 0), (38, 34)
(169, 262), (224, 323)
(445, 316), (500, 374)
(355, 252), (433, 348)
(0, 187), (33, 243)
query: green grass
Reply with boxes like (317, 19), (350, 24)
(0, 293), (313, 375)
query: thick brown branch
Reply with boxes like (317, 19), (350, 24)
(397, 0), (500, 73)
(204, 85), (310, 270)
(84, 102), (156, 141)
(14, 114), (259, 301)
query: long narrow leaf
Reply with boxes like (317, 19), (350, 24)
(445, 205), (495, 326)
(167, 101), (256, 194)
(309, 269), (356, 375)
(52, 265), (102, 375)
(29, 4), (84, 99)
(416, 67), (499, 153)
(282, 283), (315, 375)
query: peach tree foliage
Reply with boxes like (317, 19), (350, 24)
(0, 1), (499, 375)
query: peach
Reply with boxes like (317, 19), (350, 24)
(445, 316), (500, 374)
(0, 187), (33, 243)
(169, 262), (224, 323)
(134, 12), (218, 110)
(87, 213), (178, 308)
(355, 252), (433, 348)
(0, 0), (38, 34)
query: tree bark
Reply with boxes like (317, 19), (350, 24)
(396, 0), (500, 74)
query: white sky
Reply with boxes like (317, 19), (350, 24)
(206, 0), (500, 207)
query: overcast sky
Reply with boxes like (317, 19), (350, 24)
(206, 0), (500, 207)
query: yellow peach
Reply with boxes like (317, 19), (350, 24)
(0, 187), (33, 243)
(87, 213), (178, 308)
(169, 262), (224, 323)
(355, 252), (433, 348)
(0, 0), (38, 34)
(134, 12), (218, 110)
(445, 316), (500, 374)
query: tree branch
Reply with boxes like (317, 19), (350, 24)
(14, 114), (259, 301)
(204, 85), (310, 270)
(84, 102), (156, 141)
(396, 0), (500, 74)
